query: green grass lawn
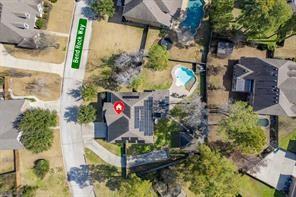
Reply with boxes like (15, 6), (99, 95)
(279, 129), (296, 153)
(239, 175), (284, 197)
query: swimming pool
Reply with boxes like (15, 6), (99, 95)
(175, 66), (196, 87)
(180, 0), (205, 34)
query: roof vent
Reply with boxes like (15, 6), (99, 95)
(15, 12), (30, 19)
(14, 23), (29, 29)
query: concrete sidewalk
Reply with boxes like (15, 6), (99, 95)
(0, 44), (64, 76)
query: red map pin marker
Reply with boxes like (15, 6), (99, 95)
(113, 101), (125, 115)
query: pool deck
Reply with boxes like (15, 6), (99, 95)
(169, 65), (198, 108)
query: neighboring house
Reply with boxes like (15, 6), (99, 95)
(0, 99), (25, 150)
(100, 91), (170, 143)
(123, 0), (183, 27)
(0, 0), (43, 48)
(232, 57), (296, 117)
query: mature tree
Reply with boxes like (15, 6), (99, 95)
(181, 96), (207, 131)
(33, 159), (50, 179)
(119, 174), (155, 197)
(219, 101), (266, 154)
(147, 44), (169, 71)
(91, 0), (115, 19)
(81, 84), (96, 102)
(180, 145), (239, 196)
(237, 0), (292, 39)
(209, 0), (234, 32)
(20, 109), (57, 153)
(77, 105), (96, 124)
(278, 13), (296, 41)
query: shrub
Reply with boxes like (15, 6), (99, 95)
(77, 105), (97, 124)
(20, 185), (37, 197)
(208, 76), (222, 90)
(129, 76), (143, 90)
(49, 0), (57, 3)
(19, 109), (57, 153)
(35, 18), (45, 29)
(33, 159), (49, 179)
(91, 0), (115, 18)
(147, 44), (169, 71)
(81, 84), (96, 102)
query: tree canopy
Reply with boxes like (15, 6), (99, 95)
(219, 101), (266, 154)
(19, 109), (57, 153)
(77, 105), (97, 124)
(119, 174), (155, 197)
(91, 0), (115, 19)
(237, 0), (292, 39)
(147, 44), (169, 71)
(180, 145), (239, 196)
(209, 0), (234, 32)
(81, 84), (96, 102)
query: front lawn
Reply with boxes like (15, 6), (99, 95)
(85, 148), (121, 196)
(19, 130), (69, 196)
(239, 175), (284, 197)
(0, 67), (61, 101)
(3, 36), (68, 64)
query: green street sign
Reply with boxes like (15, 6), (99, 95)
(71, 18), (87, 69)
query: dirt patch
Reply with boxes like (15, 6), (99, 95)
(0, 150), (14, 174)
(19, 130), (69, 196)
(46, 0), (74, 33)
(274, 36), (296, 59)
(0, 67), (61, 101)
(3, 36), (68, 64)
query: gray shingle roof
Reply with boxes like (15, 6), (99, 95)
(102, 90), (169, 143)
(123, 0), (182, 27)
(0, 0), (42, 48)
(232, 57), (296, 117)
(0, 99), (25, 150)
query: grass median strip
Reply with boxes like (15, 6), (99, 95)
(71, 18), (87, 69)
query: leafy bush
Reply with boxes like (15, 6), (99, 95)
(19, 109), (57, 153)
(33, 159), (49, 179)
(35, 18), (45, 29)
(129, 76), (143, 90)
(49, 0), (57, 3)
(0, 77), (4, 86)
(20, 185), (37, 197)
(81, 84), (96, 102)
(91, 0), (115, 18)
(208, 76), (222, 90)
(77, 105), (96, 124)
(147, 44), (169, 71)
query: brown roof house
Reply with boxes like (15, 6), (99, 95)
(123, 0), (183, 27)
(232, 57), (296, 117)
(0, 99), (25, 150)
(0, 0), (44, 48)
(101, 91), (170, 143)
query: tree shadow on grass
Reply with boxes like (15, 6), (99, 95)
(89, 164), (122, 191)
(287, 139), (296, 153)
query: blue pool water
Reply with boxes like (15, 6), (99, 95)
(175, 66), (196, 87)
(180, 0), (205, 34)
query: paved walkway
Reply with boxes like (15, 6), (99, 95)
(84, 139), (124, 168)
(59, 1), (95, 196)
(0, 44), (64, 76)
